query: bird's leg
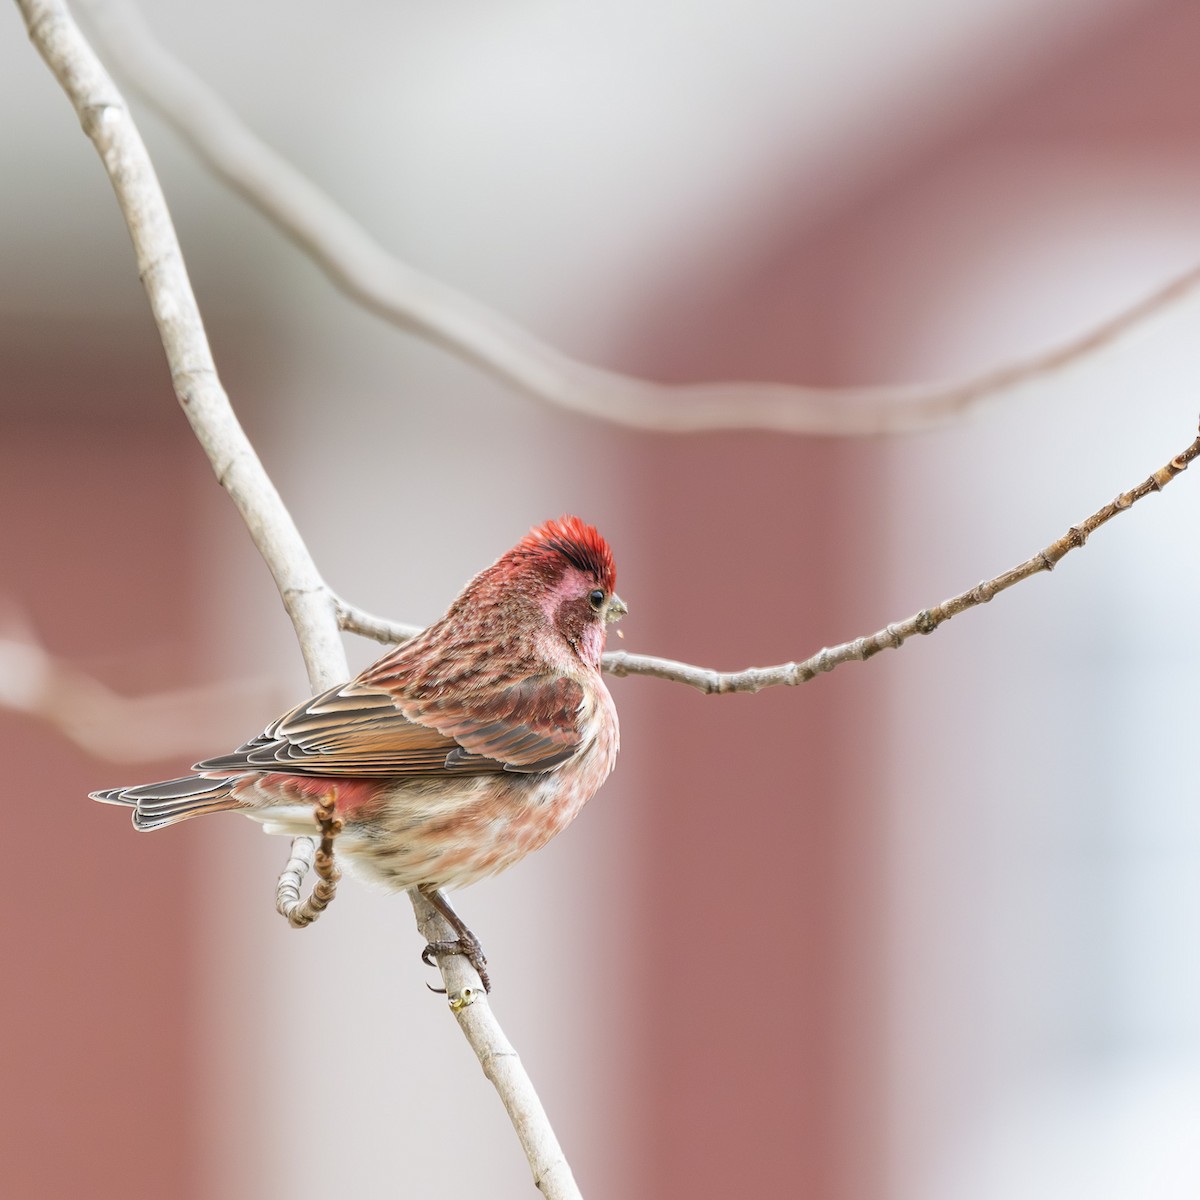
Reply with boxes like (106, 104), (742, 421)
(418, 885), (491, 993)
(283, 791), (343, 928)
(310, 793), (343, 903)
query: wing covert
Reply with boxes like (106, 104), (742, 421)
(193, 674), (587, 778)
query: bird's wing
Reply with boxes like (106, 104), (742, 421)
(194, 683), (457, 777)
(405, 674), (587, 773)
(194, 675), (586, 778)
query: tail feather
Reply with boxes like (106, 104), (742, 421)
(90, 775), (248, 831)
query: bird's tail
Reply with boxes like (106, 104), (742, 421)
(91, 775), (248, 831)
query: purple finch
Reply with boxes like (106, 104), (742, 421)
(93, 516), (625, 989)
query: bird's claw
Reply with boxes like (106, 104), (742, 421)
(421, 933), (491, 993)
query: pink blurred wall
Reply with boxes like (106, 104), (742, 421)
(0, 409), (205, 1199)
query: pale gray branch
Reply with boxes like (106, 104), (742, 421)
(410, 892), (582, 1200)
(77, 0), (1200, 437)
(340, 427), (1200, 695)
(20, 0), (342, 930)
(21, 0), (343, 689)
(0, 626), (283, 762)
(334, 596), (423, 644)
(18, 2), (579, 1192)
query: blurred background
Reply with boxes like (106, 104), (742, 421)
(3, 0), (1200, 1196)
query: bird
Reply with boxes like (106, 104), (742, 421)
(92, 516), (625, 990)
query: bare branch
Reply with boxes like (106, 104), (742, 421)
(21, 0), (344, 925)
(274, 835), (317, 921)
(18, 2), (580, 1190)
(21, 1), (343, 689)
(341, 426), (1200, 694)
(606, 429), (1200, 688)
(410, 892), (583, 1200)
(0, 623), (282, 762)
(76, 0), (1200, 437)
(334, 596), (422, 644)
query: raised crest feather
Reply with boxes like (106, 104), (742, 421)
(517, 516), (616, 593)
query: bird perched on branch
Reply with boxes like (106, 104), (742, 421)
(93, 516), (625, 991)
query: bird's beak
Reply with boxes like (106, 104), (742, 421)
(606, 594), (628, 624)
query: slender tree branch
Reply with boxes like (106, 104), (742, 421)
(18, 3), (580, 1193)
(76, 0), (1200, 438)
(19, 0), (344, 926)
(274, 836), (317, 922)
(0, 621), (283, 761)
(339, 425), (1200, 693)
(334, 597), (422, 644)
(20, 1), (343, 691)
(410, 892), (582, 1199)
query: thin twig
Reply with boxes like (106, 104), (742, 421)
(18, 3), (580, 1193)
(274, 836), (316, 920)
(76, 0), (1200, 437)
(334, 598), (422, 645)
(0, 639), (281, 760)
(339, 425), (1200, 693)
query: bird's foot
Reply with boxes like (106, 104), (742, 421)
(422, 930), (491, 994)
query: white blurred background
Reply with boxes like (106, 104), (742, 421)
(3, 1), (1200, 1197)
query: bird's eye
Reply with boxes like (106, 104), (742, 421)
(588, 589), (606, 611)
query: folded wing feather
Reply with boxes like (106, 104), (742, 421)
(195, 674), (586, 778)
